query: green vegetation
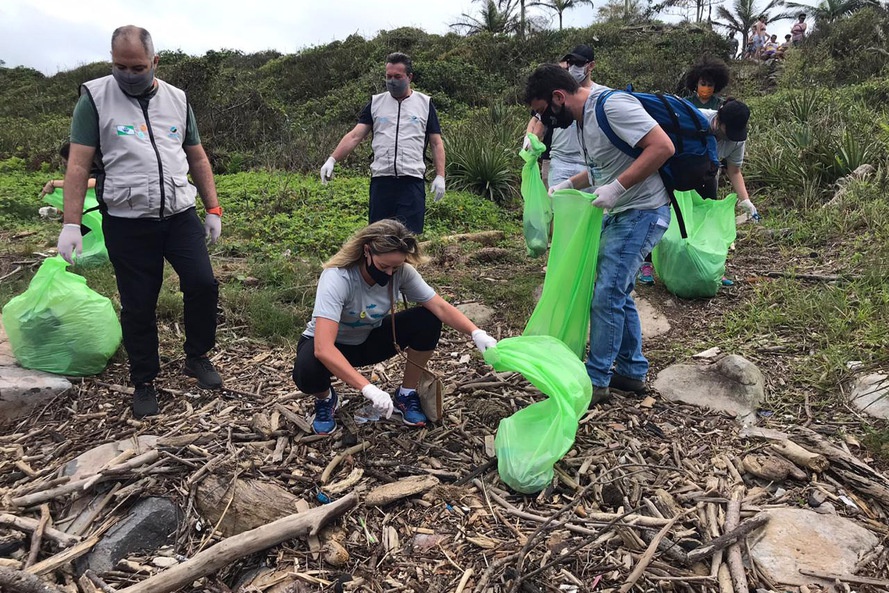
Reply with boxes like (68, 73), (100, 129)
(2, 5), (889, 456)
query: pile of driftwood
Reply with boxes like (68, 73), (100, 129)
(1, 334), (889, 593)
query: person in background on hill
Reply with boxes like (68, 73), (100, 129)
(39, 142), (98, 198)
(762, 34), (780, 60)
(683, 56), (730, 111)
(56, 25), (224, 419)
(752, 16), (768, 59)
(743, 39), (756, 60)
(526, 64), (675, 406)
(292, 219), (497, 434)
(728, 32), (740, 59)
(319, 52), (445, 235)
(525, 45), (596, 192)
(791, 13), (808, 45)
(776, 35), (792, 59)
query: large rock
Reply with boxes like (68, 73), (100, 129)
(79, 497), (181, 575)
(456, 302), (494, 327)
(749, 508), (879, 587)
(653, 355), (763, 424)
(635, 294), (671, 339)
(848, 373), (889, 420)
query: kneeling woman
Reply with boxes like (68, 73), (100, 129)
(292, 220), (498, 434)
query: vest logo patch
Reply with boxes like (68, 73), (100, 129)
(116, 125), (135, 136)
(168, 126), (181, 141)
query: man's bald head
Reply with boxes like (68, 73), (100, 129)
(111, 25), (155, 59)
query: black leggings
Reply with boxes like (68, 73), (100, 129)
(292, 306), (442, 394)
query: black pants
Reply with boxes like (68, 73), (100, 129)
(103, 208), (219, 385)
(292, 307), (442, 394)
(369, 175), (425, 234)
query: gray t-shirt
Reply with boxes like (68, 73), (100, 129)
(577, 84), (670, 214)
(303, 264), (436, 345)
(549, 122), (584, 165)
(701, 109), (746, 167)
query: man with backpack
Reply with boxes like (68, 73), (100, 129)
(525, 64), (675, 405)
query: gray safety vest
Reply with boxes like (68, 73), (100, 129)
(82, 76), (197, 219)
(369, 90), (431, 179)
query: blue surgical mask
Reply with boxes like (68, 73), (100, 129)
(386, 78), (409, 98)
(112, 67), (155, 96)
(568, 64), (587, 83)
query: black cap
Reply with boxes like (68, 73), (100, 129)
(561, 44), (595, 63)
(718, 99), (750, 142)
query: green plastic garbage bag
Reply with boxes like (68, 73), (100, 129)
(520, 133), (551, 257)
(523, 190), (604, 359)
(43, 188), (108, 267)
(485, 335), (592, 494)
(2, 257), (121, 375)
(652, 191), (738, 298)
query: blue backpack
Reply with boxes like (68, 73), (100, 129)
(594, 87), (720, 238)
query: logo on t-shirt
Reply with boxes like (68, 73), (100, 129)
(116, 125), (135, 136)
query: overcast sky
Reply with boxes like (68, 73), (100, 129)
(1, 0), (598, 74)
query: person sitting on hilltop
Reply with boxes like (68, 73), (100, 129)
(762, 34), (780, 60)
(683, 57), (731, 110)
(776, 34), (792, 59)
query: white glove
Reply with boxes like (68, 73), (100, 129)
(522, 134), (535, 152)
(204, 213), (221, 244)
(471, 329), (497, 354)
(431, 175), (446, 202)
(57, 223), (82, 264)
(739, 199), (760, 220)
(320, 156), (336, 184)
(548, 179), (573, 196)
(591, 179), (627, 209)
(361, 384), (394, 419)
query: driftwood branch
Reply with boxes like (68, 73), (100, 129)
(0, 513), (80, 547)
(725, 488), (748, 593)
(320, 442), (369, 484)
(0, 567), (65, 593)
(116, 492), (358, 593)
(798, 569), (889, 587)
(686, 514), (769, 563)
(618, 515), (680, 593)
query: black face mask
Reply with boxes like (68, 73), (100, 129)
(540, 101), (574, 129)
(365, 254), (391, 286)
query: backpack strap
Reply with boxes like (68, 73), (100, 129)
(594, 89), (689, 240)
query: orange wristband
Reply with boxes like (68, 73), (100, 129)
(206, 206), (223, 217)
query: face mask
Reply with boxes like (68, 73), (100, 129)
(113, 67), (155, 96)
(540, 101), (574, 129)
(386, 78), (409, 98)
(568, 64), (587, 83)
(697, 83), (714, 102)
(365, 253), (391, 286)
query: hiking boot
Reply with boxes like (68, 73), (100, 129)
(590, 386), (611, 407)
(133, 383), (159, 418)
(638, 262), (655, 286)
(312, 388), (340, 435)
(394, 390), (427, 427)
(184, 356), (223, 389)
(609, 373), (647, 396)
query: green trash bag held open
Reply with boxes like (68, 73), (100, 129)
(43, 188), (109, 268)
(652, 190), (737, 298)
(524, 190), (603, 359)
(520, 133), (551, 257)
(2, 257), (121, 375)
(485, 335), (592, 494)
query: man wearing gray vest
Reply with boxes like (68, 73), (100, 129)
(57, 25), (223, 418)
(320, 52), (445, 234)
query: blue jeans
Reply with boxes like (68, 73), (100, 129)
(586, 205), (670, 387)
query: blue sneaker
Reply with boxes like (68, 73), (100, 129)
(312, 388), (339, 435)
(394, 390), (427, 427)
(638, 262), (655, 286)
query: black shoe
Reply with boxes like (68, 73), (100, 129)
(184, 356), (223, 389)
(133, 383), (159, 418)
(609, 373), (646, 396)
(590, 386), (612, 407)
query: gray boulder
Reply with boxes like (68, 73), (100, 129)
(848, 373), (889, 420)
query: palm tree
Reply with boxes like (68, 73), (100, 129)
(597, 0), (648, 22)
(450, 0), (521, 35)
(783, 0), (879, 23)
(528, 0), (595, 30)
(715, 0), (785, 52)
